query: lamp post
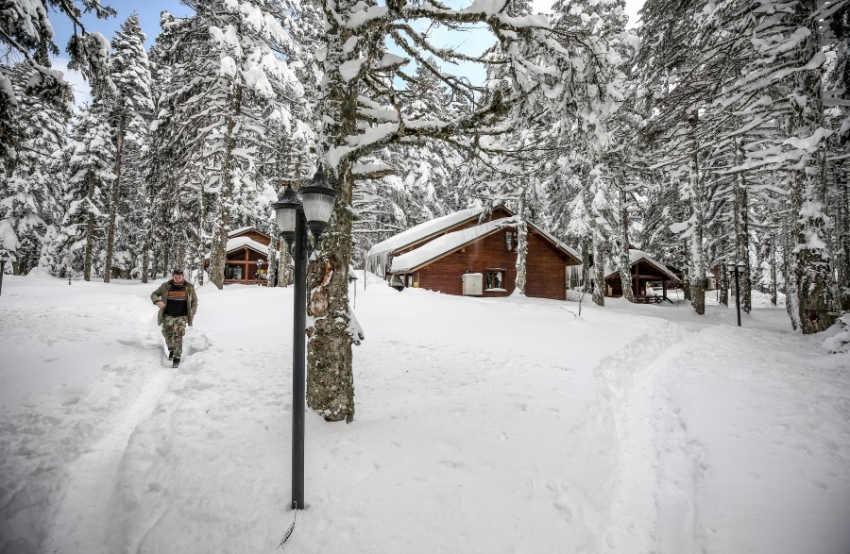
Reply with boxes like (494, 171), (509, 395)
(726, 262), (746, 327)
(0, 252), (8, 296)
(272, 170), (338, 511)
(257, 259), (264, 286)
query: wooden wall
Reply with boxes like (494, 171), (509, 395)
(412, 228), (573, 300)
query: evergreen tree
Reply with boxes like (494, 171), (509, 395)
(0, 64), (72, 274)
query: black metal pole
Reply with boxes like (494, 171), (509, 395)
(734, 267), (742, 327)
(292, 210), (307, 510)
(0, 259), (5, 296)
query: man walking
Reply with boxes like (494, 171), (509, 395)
(151, 269), (198, 368)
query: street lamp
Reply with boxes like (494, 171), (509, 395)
(272, 170), (338, 511)
(726, 262), (746, 327)
(0, 252), (8, 296)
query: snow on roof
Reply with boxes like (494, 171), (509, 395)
(367, 207), (484, 260)
(226, 236), (269, 255)
(228, 226), (269, 239)
(604, 250), (680, 281)
(391, 218), (514, 273)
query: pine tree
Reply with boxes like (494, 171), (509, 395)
(0, 64), (72, 274)
(1, 0), (115, 161)
(103, 13), (155, 282)
(59, 102), (116, 281)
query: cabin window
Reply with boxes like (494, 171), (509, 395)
(505, 232), (519, 252)
(486, 270), (505, 291)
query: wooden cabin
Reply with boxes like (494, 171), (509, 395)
(370, 208), (582, 301)
(205, 227), (273, 285)
(604, 250), (681, 303)
(366, 206), (514, 276)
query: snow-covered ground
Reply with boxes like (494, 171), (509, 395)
(1, 273), (848, 554)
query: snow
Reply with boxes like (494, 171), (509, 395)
(366, 206), (484, 268)
(224, 235), (269, 255)
(391, 217), (512, 273)
(1, 276), (849, 554)
(339, 58), (364, 82)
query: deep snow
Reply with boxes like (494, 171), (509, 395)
(0, 274), (848, 554)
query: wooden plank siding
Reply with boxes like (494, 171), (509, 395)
(409, 228), (573, 300)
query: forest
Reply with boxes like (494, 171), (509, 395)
(2, 0), (849, 420)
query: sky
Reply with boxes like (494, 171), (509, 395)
(50, 0), (645, 107)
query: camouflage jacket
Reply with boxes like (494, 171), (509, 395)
(151, 280), (198, 326)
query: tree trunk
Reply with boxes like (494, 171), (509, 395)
(719, 261), (729, 306)
(790, 31), (837, 333)
(267, 237), (279, 288)
(592, 239), (605, 306)
(306, 11), (359, 423)
(616, 179), (634, 302)
(837, 163), (850, 311)
(84, 172), (97, 282)
(513, 189), (528, 296)
(307, 165), (356, 423)
(209, 87), (242, 289)
(104, 114), (126, 284)
(689, 120), (706, 316)
(734, 139), (752, 313)
(782, 199), (799, 329)
(770, 234), (778, 306)
(581, 238), (591, 293)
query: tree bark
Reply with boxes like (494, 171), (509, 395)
(581, 238), (591, 293)
(790, 26), (837, 333)
(592, 239), (605, 306)
(209, 86), (242, 290)
(104, 114), (126, 284)
(616, 177), (634, 302)
(770, 234), (778, 306)
(513, 189), (528, 296)
(734, 139), (752, 313)
(306, 8), (359, 422)
(84, 171), (97, 282)
(689, 119), (706, 316)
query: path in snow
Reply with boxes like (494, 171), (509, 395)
(43, 347), (174, 554)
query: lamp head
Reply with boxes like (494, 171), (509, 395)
(272, 185), (302, 247)
(300, 170), (339, 238)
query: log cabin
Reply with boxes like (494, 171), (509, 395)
(604, 250), (681, 303)
(205, 227), (272, 285)
(368, 208), (582, 300)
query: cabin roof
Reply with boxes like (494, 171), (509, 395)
(604, 249), (680, 281)
(390, 217), (580, 273)
(227, 236), (268, 256)
(367, 207), (485, 261)
(391, 218), (509, 273)
(228, 226), (271, 240)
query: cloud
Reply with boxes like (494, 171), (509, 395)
(50, 56), (92, 111)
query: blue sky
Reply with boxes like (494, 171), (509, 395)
(51, 0), (644, 106)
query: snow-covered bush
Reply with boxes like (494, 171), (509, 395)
(823, 314), (850, 354)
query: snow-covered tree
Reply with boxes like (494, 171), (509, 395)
(102, 13), (155, 282)
(0, 63), (72, 273)
(0, 0), (114, 161)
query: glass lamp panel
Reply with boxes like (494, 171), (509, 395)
(302, 191), (336, 224)
(275, 206), (298, 234)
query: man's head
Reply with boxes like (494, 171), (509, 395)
(172, 269), (185, 285)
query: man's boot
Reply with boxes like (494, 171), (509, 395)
(172, 357), (180, 368)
